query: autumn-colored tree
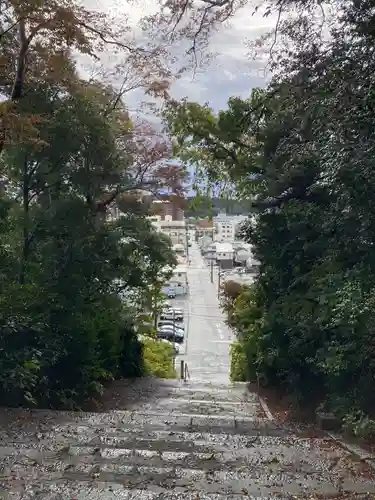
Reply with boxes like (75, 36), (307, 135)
(114, 119), (189, 217)
(0, 0), (179, 151)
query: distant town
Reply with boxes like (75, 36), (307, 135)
(109, 195), (259, 298)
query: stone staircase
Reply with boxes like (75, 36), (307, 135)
(0, 378), (374, 499)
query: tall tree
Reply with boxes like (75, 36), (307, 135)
(163, 12), (375, 426)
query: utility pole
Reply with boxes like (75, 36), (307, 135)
(217, 266), (221, 298)
(185, 224), (189, 260)
(173, 308), (176, 344)
(172, 308), (176, 371)
(210, 259), (214, 283)
(152, 291), (158, 329)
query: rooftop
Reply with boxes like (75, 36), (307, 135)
(197, 219), (213, 228)
(159, 220), (186, 227)
(216, 242), (234, 252)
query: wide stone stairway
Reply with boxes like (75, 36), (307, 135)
(0, 378), (374, 499)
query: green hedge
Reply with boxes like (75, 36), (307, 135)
(141, 338), (176, 378)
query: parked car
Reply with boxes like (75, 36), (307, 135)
(158, 321), (185, 332)
(159, 324), (184, 336)
(160, 308), (184, 321)
(162, 288), (176, 299)
(157, 328), (184, 344)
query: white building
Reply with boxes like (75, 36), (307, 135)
(216, 242), (234, 269)
(168, 264), (188, 295)
(233, 242), (252, 264)
(213, 212), (249, 242)
(148, 215), (187, 246)
(204, 242), (217, 259)
(245, 256), (261, 271)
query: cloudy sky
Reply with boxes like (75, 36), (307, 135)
(83, 0), (276, 114)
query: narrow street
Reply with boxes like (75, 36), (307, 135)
(174, 241), (233, 382)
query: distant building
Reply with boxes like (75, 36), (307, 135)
(213, 212), (248, 242)
(151, 200), (184, 221)
(148, 215), (187, 246)
(216, 242), (234, 270)
(204, 242), (217, 260)
(196, 219), (215, 241)
(233, 242), (252, 265)
(245, 256), (261, 272)
(168, 264), (188, 295)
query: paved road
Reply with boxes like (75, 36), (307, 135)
(174, 242), (234, 383)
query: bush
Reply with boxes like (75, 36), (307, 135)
(230, 341), (247, 382)
(141, 338), (176, 378)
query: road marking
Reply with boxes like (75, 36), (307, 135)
(211, 340), (232, 344)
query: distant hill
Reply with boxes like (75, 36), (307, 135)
(184, 196), (251, 218)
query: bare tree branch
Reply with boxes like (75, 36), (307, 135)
(0, 18), (21, 40)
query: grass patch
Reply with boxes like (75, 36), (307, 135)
(141, 338), (176, 378)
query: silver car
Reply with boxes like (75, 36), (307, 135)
(158, 321), (185, 331)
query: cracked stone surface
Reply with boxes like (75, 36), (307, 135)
(0, 380), (374, 500)
(0, 242), (374, 499)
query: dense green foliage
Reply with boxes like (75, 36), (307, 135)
(164, 2), (375, 432)
(142, 338), (176, 379)
(0, 80), (177, 409)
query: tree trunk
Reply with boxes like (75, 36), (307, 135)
(0, 20), (30, 156)
(11, 19), (29, 100)
(19, 157), (30, 284)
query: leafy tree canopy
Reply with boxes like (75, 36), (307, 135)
(163, 1), (375, 431)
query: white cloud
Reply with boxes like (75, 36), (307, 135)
(81, 0), (277, 112)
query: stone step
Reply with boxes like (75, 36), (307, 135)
(1, 379), (374, 500)
(160, 390), (257, 403)
(138, 378), (250, 392)
(165, 385), (257, 402)
(0, 483), (297, 500)
(1, 426), (284, 451)
(0, 434), (364, 473)
(0, 416), (287, 444)
(100, 379), (257, 406)
(1, 463), (374, 498)
(124, 398), (260, 416)
(112, 402), (261, 419)
(1, 421), (375, 499)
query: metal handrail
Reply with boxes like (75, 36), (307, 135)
(184, 362), (190, 382)
(180, 360), (190, 382)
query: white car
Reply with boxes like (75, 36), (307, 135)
(160, 308), (184, 321)
(158, 324), (184, 337)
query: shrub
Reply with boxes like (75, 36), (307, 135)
(230, 341), (247, 382)
(141, 338), (176, 378)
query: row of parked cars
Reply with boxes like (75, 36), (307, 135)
(156, 304), (185, 346)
